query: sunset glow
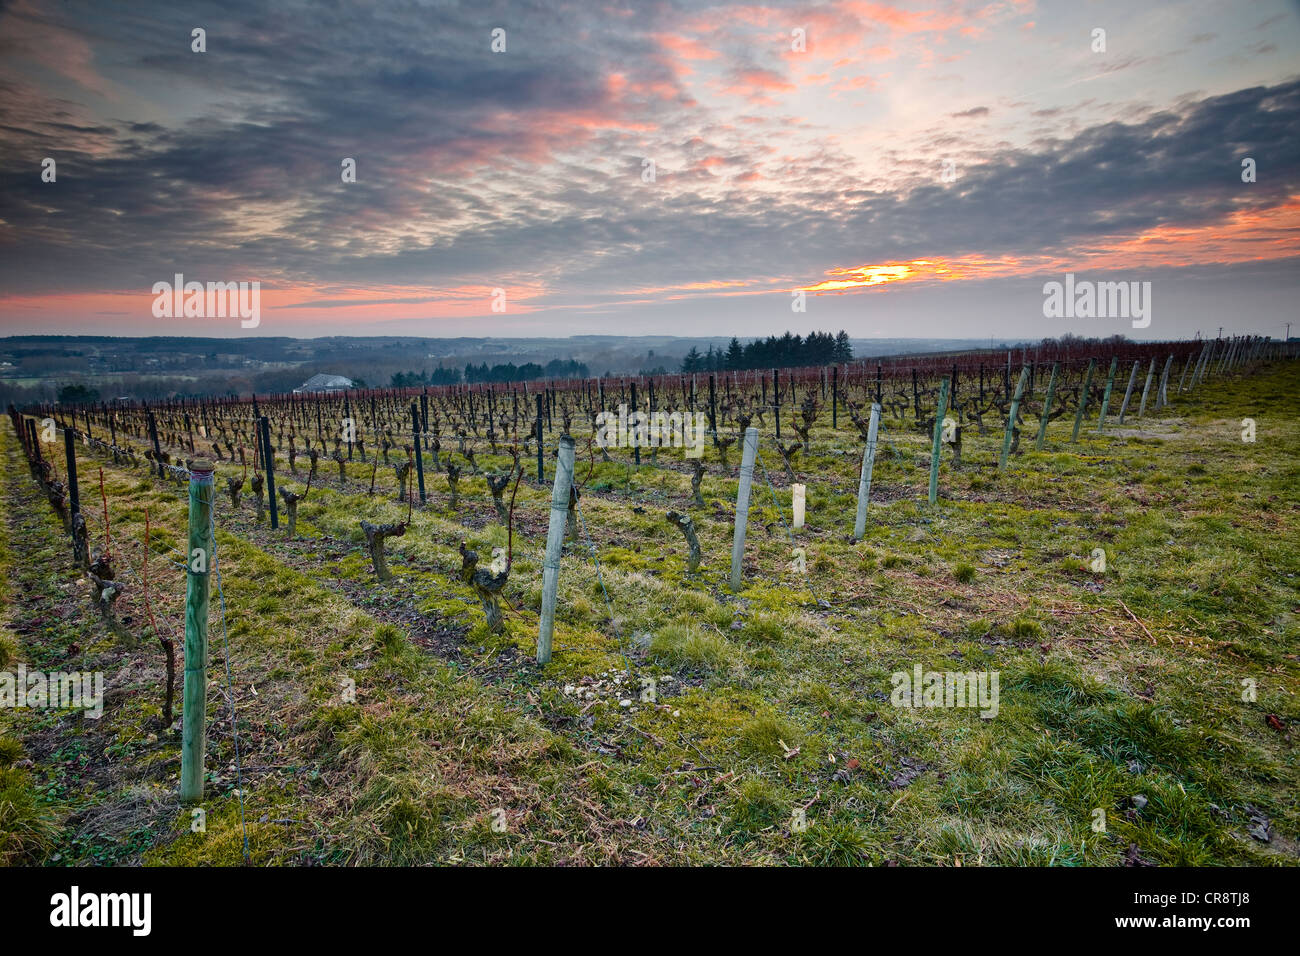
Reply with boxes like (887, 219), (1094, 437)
(0, 1), (1296, 339)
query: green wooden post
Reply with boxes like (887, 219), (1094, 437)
(1071, 359), (1096, 443)
(180, 459), (214, 804)
(1096, 356), (1119, 432)
(999, 366), (1028, 469)
(1035, 362), (1059, 450)
(1194, 342), (1212, 386)
(1116, 360), (1141, 425)
(1178, 350), (1196, 393)
(1156, 354), (1173, 408)
(928, 378), (948, 505)
(1137, 358), (1156, 419)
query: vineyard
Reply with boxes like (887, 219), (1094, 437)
(2, 336), (1297, 866)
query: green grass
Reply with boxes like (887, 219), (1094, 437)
(2, 359), (1298, 865)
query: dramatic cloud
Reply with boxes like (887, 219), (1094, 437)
(0, 0), (1297, 339)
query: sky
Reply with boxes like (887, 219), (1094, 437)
(0, 0), (1297, 342)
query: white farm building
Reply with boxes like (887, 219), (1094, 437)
(293, 374), (354, 394)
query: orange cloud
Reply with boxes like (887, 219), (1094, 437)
(800, 197), (1300, 293)
(0, 282), (551, 329)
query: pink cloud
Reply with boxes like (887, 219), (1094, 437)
(654, 33), (720, 61)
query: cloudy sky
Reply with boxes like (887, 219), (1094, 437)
(0, 0), (1297, 341)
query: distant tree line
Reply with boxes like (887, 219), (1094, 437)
(681, 330), (853, 372)
(57, 384), (100, 405)
(389, 368), (462, 388)
(389, 358), (589, 388)
(465, 358), (588, 383)
(1036, 333), (1130, 349)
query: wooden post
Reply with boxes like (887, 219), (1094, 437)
(148, 410), (164, 477)
(1071, 359), (1096, 443)
(853, 402), (880, 540)
(1156, 354), (1173, 407)
(928, 378), (948, 505)
(1116, 360), (1141, 425)
(63, 423), (80, 516)
(63, 423), (86, 565)
(535, 394), (544, 482)
(28, 419), (41, 466)
(1193, 342), (1211, 386)
(259, 416), (279, 529)
(999, 367), (1027, 469)
(537, 435), (575, 664)
(630, 381), (640, 466)
(410, 401), (425, 504)
(730, 427), (759, 592)
(831, 365), (838, 428)
(180, 459), (214, 804)
(1035, 362), (1058, 451)
(772, 370), (780, 441)
(1096, 356), (1119, 432)
(708, 375), (717, 444)
(1137, 358), (1156, 420)
(1177, 350), (1195, 393)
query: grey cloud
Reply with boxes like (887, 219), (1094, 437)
(0, 0), (1295, 330)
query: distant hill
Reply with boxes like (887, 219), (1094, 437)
(0, 334), (1025, 403)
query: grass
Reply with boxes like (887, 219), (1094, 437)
(1, 359), (1297, 865)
